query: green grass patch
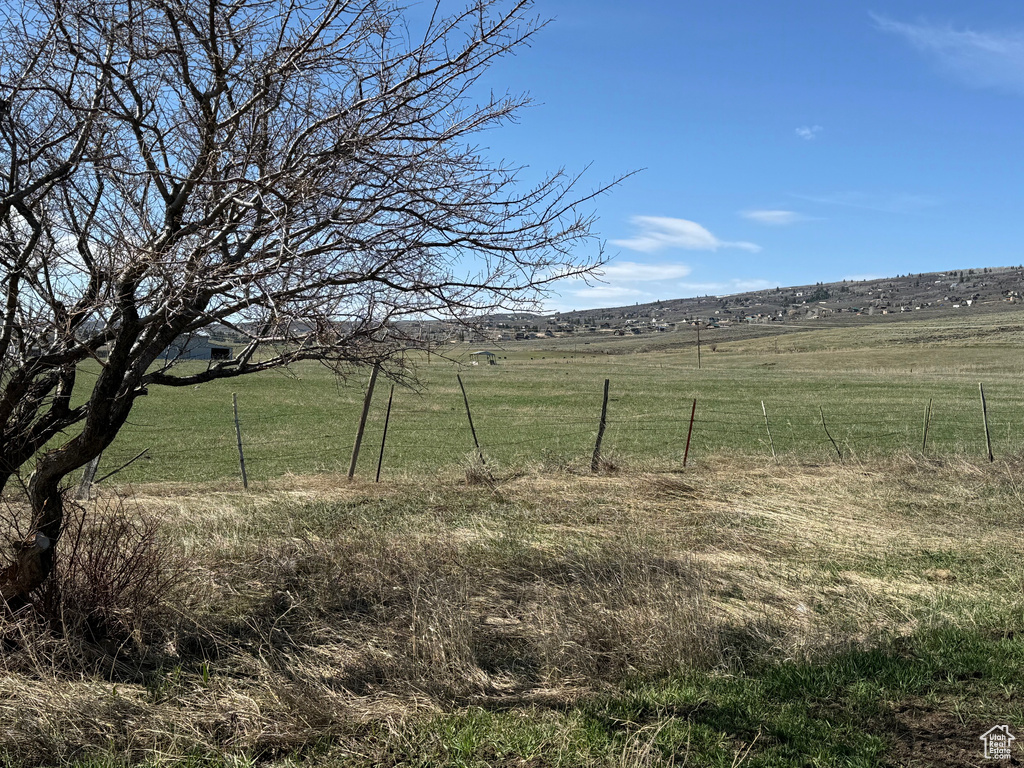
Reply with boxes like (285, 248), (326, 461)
(72, 308), (1024, 487)
(315, 623), (1024, 767)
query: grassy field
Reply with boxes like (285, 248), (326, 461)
(3, 457), (1024, 766)
(88, 307), (1024, 488)
(2, 308), (1024, 766)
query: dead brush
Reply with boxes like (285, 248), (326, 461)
(534, 448), (580, 475)
(531, 538), (720, 682)
(645, 474), (700, 500)
(194, 498), (725, 697)
(0, 494), (187, 672)
(404, 567), (488, 694)
(200, 530), (492, 698)
(464, 456), (495, 486)
(44, 496), (185, 650)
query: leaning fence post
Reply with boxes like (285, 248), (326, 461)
(820, 406), (842, 461)
(375, 384), (395, 483)
(921, 398), (932, 453)
(76, 454), (102, 500)
(980, 383), (994, 462)
(348, 362), (380, 479)
(457, 374), (486, 466)
(683, 398), (696, 468)
(762, 401), (777, 463)
(233, 393), (248, 490)
(591, 378), (610, 472)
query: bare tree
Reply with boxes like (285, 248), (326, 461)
(0, 0), (615, 609)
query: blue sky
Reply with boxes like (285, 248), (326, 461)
(468, 1), (1024, 311)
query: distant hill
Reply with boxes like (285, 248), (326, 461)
(464, 266), (1024, 343)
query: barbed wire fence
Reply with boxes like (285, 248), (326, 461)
(76, 374), (1024, 496)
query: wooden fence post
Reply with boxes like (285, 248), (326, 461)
(696, 325), (702, 370)
(375, 384), (395, 483)
(457, 374), (486, 466)
(921, 398), (932, 453)
(76, 454), (102, 500)
(980, 383), (994, 462)
(762, 401), (777, 463)
(683, 398), (696, 468)
(233, 393), (248, 490)
(348, 363), (380, 479)
(591, 378), (610, 472)
(820, 406), (842, 461)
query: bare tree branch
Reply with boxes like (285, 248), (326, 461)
(0, 0), (620, 608)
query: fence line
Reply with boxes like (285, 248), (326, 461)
(77, 378), (1024, 489)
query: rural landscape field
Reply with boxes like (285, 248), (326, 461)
(3, 306), (1023, 767)
(5, 0), (1024, 765)
(92, 306), (1024, 486)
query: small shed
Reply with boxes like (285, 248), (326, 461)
(163, 334), (233, 361)
(470, 350), (497, 365)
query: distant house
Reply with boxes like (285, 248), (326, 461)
(162, 334), (233, 361)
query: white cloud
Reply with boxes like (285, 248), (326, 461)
(597, 260), (692, 281)
(611, 216), (761, 254)
(873, 14), (1024, 93)
(547, 262), (691, 311)
(545, 271), (779, 311)
(741, 209), (806, 226)
(795, 125), (822, 140)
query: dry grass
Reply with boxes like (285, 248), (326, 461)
(1, 454), (1023, 764)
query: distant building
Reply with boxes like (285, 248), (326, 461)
(162, 334), (233, 361)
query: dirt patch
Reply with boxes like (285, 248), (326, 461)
(887, 702), (1019, 767)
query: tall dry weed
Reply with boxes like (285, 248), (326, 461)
(531, 539), (719, 681)
(1, 494), (185, 673)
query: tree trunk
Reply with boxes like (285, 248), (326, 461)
(0, 532), (53, 614)
(0, 429), (113, 612)
(0, 466), (64, 613)
(1, 345), (143, 611)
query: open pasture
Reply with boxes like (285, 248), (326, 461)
(4, 307), (1024, 767)
(93, 308), (1024, 487)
